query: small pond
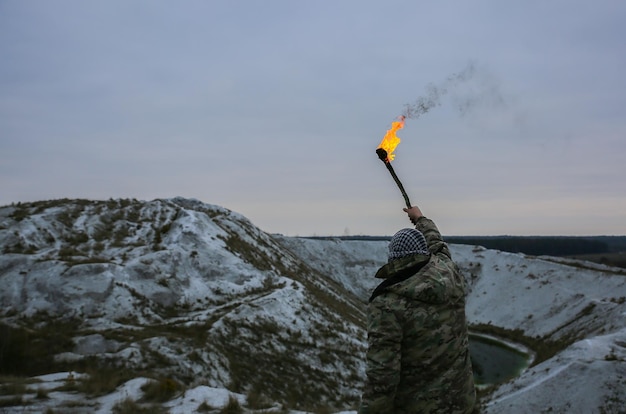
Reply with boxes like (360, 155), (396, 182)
(469, 333), (534, 386)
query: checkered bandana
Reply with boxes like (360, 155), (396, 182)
(388, 228), (429, 262)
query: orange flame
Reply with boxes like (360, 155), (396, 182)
(376, 115), (405, 162)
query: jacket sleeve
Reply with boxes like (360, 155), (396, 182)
(359, 298), (402, 414)
(415, 216), (451, 260)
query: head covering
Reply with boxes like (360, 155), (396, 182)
(388, 228), (429, 262)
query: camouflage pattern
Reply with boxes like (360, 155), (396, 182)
(359, 216), (476, 414)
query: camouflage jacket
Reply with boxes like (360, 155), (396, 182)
(359, 216), (476, 414)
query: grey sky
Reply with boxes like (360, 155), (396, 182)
(1, 1), (625, 236)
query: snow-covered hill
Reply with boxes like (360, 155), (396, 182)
(278, 235), (626, 413)
(1, 198), (625, 413)
(0, 198), (366, 412)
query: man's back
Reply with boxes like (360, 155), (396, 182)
(359, 215), (476, 414)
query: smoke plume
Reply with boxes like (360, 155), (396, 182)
(401, 62), (504, 120)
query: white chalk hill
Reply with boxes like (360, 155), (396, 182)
(0, 197), (625, 413)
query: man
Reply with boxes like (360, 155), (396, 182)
(359, 206), (476, 414)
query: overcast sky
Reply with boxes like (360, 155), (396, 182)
(1, 1), (625, 236)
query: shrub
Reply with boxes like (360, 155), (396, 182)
(0, 395), (23, 407)
(246, 386), (274, 410)
(0, 378), (27, 396)
(35, 387), (49, 399)
(73, 365), (133, 397)
(0, 321), (77, 376)
(140, 377), (181, 403)
(112, 397), (160, 414)
(220, 394), (243, 414)
(9, 207), (29, 222)
(197, 400), (213, 412)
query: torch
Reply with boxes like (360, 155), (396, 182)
(376, 115), (412, 209)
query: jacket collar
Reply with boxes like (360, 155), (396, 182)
(375, 253), (431, 279)
(369, 253), (431, 303)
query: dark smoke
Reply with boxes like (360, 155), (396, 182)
(401, 62), (503, 120)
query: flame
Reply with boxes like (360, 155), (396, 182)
(377, 115), (405, 162)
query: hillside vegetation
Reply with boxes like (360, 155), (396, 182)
(1, 198), (625, 413)
(1, 198), (366, 412)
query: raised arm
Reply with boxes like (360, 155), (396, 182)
(403, 206), (451, 259)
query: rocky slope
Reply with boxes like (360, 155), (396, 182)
(0, 198), (366, 412)
(1, 198), (625, 413)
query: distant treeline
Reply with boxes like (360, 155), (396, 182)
(445, 236), (610, 257)
(306, 235), (626, 257)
